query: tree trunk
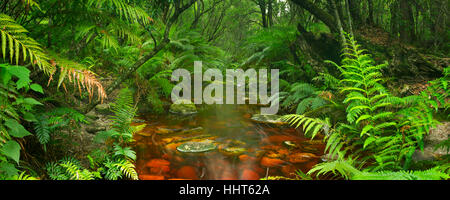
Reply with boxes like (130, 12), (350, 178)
(430, 0), (447, 49)
(399, 0), (416, 43)
(367, 0), (374, 25)
(47, 17), (52, 48)
(290, 0), (338, 33)
(329, 0), (347, 47)
(347, 0), (361, 28)
(345, 0), (354, 35)
(335, 0), (347, 30)
(389, 1), (399, 39)
(258, 0), (268, 28)
(268, 0), (274, 27)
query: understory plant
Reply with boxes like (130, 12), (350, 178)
(90, 88), (141, 180)
(0, 63), (44, 180)
(283, 35), (448, 179)
(44, 88), (141, 180)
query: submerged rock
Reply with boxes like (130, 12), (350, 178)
(220, 147), (247, 156)
(156, 127), (182, 135)
(287, 152), (319, 164)
(95, 103), (111, 115)
(145, 159), (170, 168)
(239, 154), (257, 162)
(240, 169), (260, 180)
(176, 166), (198, 180)
(132, 118), (146, 123)
(169, 99), (197, 115)
(145, 159), (170, 175)
(179, 127), (204, 134)
(85, 125), (106, 134)
(413, 122), (449, 162)
(260, 157), (285, 167)
(250, 114), (287, 125)
(220, 170), (238, 180)
(218, 139), (248, 156)
(281, 165), (298, 178)
(176, 140), (217, 153)
(139, 175), (165, 180)
(282, 141), (298, 149)
(85, 110), (99, 120)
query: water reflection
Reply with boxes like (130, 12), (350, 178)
(133, 104), (325, 180)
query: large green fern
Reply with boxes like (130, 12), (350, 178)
(308, 159), (449, 180)
(280, 114), (330, 138)
(321, 34), (437, 170)
(0, 14), (53, 74)
(90, 88), (139, 180)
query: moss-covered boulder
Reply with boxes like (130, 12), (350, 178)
(95, 103), (112, 115)
(176, 140), (217, 153)
(250, 114), (287, 125)
(169, 99), (197, 115)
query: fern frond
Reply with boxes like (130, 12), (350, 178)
(113, 158), (138, 180)
(87, 0), (153, 25)
(281, 114), (328, 138)
(0, 14), (53, 74)
(48, 53), (107, 103)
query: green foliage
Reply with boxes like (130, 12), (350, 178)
(280, 36), (445, 180)
(319, 35), (437, 171)
(241, 26), (297, 67)
(280, 82), (329, 115)
(0, 63), (43, 179)
(308, 159), (361, 180)
(0, 0), (448, 181)
(86, 0), (152, 25)
(168, 30), (227, 70)
(33, 107), (87, 151)
(281, 114), (330, 139)
(351, 168), (449, 180)
(109, 88), (137, 144)
(91, 88), (139, 180)
(46, 157), (98, 180)
(0, 14), (52, 74)
(423, 66), (449, 117)
(308, 159), (449, 180)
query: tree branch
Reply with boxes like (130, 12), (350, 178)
(290, 0), (338, 33)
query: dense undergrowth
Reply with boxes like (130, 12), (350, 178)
(0, 0), (448, 180)
(281, 35), (449, 180)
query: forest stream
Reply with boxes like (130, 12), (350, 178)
(132, 105), (325, 180)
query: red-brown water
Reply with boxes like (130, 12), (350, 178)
(133, 104), (325, 180)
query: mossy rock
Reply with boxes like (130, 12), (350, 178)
(218, 139), (248, 156)
(169, 99), (197, 115)
(176, 140), (217, 153)
(220, 147), (247, 156)
(95, 103), (112, 115)
(250, 114), (287, 125)
(282, 141), (298, 149)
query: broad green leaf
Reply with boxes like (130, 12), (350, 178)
(0, 161), (19, 177)
(4, 119), (32, 138)
(5, 65), (31, 89)
(23, 97), (42, 105)
(30, 83), (44, 94)
(23, 112), (37, 122)
(0, 67), (12, 85)
(0, 140), (21, 164)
